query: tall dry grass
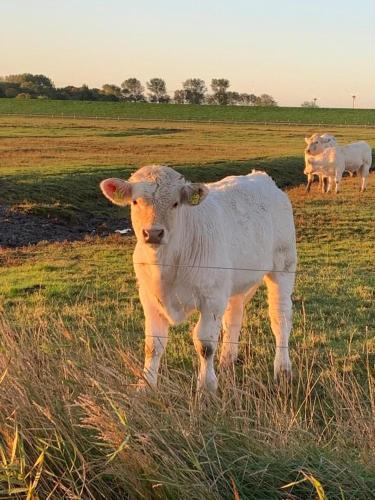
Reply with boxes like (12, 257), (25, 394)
(0, 313), (374, 499)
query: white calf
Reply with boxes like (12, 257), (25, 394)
(304, 147), (346, 193)
(101, 166), (297, 393)
(304, 133), (337, 192)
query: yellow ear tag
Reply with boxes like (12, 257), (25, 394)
(190, 192), (201, 205)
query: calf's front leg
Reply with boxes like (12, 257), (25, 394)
(139, 292), (169, 389)
(193, 309), (222, 393)
(305, 174), (312, 193)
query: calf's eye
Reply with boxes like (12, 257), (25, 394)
(172, 202), (179, 208)
(132, 199), (138, 205)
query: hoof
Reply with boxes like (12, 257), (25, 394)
(136, 378), (155, 393)
(197, 376), (218, 395)
(274, 368), (292, 385)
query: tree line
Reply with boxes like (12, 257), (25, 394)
(0, 74), (277, 106)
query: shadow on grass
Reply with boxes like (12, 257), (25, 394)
(177, 156), (305, 187)
(101, 127), (185, 137)
(0, 155), (305, 220)
(0, 155), (305, 246)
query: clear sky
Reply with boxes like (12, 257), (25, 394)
(2, 0), (375, 108)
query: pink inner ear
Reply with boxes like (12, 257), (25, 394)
(106, 182), (117, 195)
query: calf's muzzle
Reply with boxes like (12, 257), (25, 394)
(142, 228), (165, 244)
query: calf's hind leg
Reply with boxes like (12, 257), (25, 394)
(219, 294), (244, 368)
(219, 284), (259, 368)
(359, 163), (370, 192)
(263, 271), (295, 380)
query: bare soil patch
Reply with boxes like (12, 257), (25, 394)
(0, 205), (131, 247)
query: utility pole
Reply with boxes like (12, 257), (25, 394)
(352, 95), (356, 109)
(313, 97), (317, 107)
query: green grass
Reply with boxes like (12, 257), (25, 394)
(1, 114), (375, 223)
(2, 98), (375, 125)
(0, 116), (374, 498)
(0, 156), (306, 223)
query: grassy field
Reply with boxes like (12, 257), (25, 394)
(3, 98), (375, 125)
(2, 114), (375, 223)
(0, 114), (374, 498)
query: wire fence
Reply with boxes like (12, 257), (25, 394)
(143, 335), (291, 348)
(1, 249), (374, 280)
(2, 111), (375, 129)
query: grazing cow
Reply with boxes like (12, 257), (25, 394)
(100, 165), (297, 393)
(304, 133), (337, 192)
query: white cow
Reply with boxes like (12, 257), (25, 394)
(304, 147), (346, 193)
(305, 134), (372, 192)
(304, 133), (337, 192)
(100, 165), (297, 393)
(341, 141), (372, 191)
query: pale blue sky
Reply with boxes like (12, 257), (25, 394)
(2, 0), (375, 107)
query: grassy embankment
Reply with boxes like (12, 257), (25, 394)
(0, 114), (374, 498)
(2, 98), (375, 125)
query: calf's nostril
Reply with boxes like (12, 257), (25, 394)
(142, 228), (165, 244)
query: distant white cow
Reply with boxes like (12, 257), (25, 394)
(304, 133), (337, 192)
(341, 141), (372, 191)
(304, 147), (346, 193)
(100, 165), (297, 393)
(305, 134), (372, 192)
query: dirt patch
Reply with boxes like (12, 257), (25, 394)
(0, 205), (132, 248)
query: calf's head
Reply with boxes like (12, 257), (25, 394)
(100, 165), (208, 246)
(304, 134), (325, 155)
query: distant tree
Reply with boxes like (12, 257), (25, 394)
(255, 93), (277, 107)
(78, 84), (97, 100)
(211, 78), (230, 94)
(101, 84), (122, 99)
(238, 93), (257, 106)
(146, 78), (170, 103)
(91, 87), (103, 100)
(226, 91), (241, 105)
(174, 89), (186, 104)
(3, 73), (53, 88)
(182, 78), (206, 104)
(121, 78), (145, 101)
(211, 78), (230, 105)
(4, 87), (18, 98)
(59, 85), (80, 99)
(55, 84), (95, 100)
(301, 100), (319, 108)
(204, 94), (216, 105)
(3, 73), (54, 97)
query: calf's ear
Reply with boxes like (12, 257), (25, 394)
(100, 178), (132, 206)
(180, 183), (208, 206)
(304, 137), (310, 144)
